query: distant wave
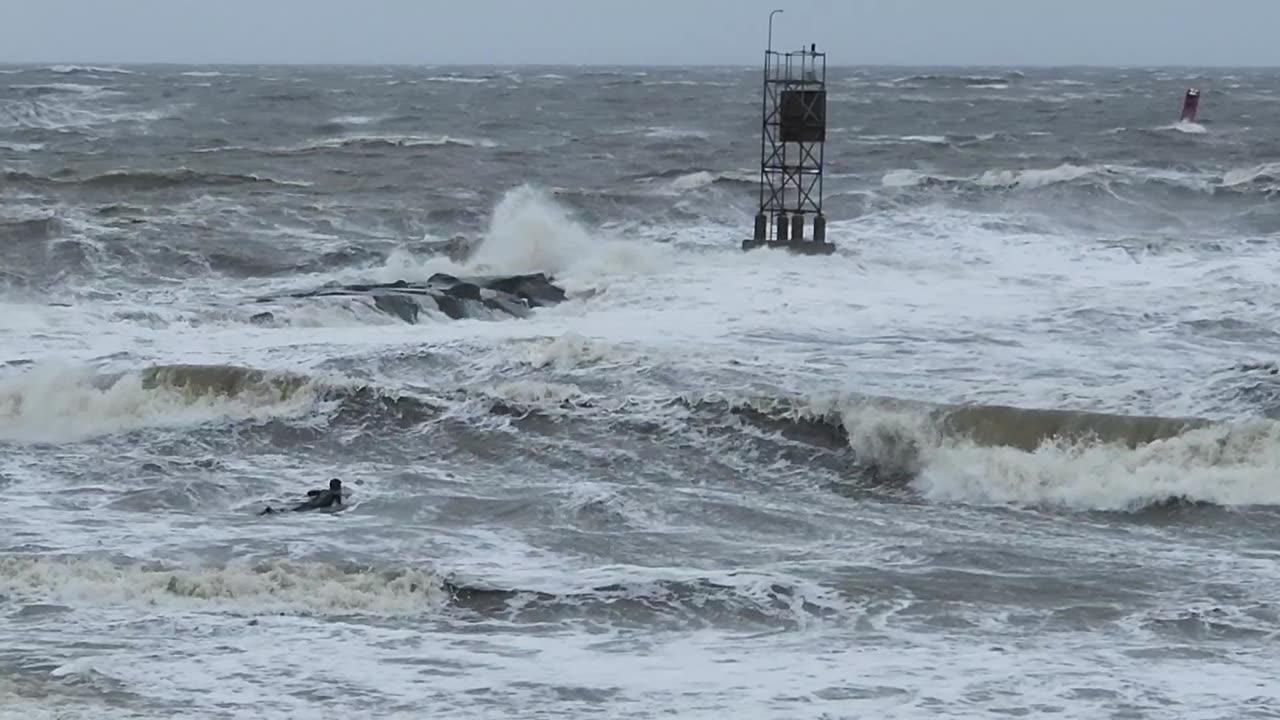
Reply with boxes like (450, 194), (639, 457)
(3, 167), (311, 191)
(423, 75), (492, 84)
(0, 98), (174, 130)
(322, 114), (387, 127)
(879, 162), (1279, 197)
(10, 82), (118, 97)
(0, 140), (44, 152)
(47, 64), (134, 75)
(889, 71), (1025, 89)
(854, 131), (1020, 148)
(0, 215), (59, 243)
(624, 168), (757, 193)
(277, 134), (498, 153)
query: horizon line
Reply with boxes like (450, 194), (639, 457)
(1, 59), (1278, 70)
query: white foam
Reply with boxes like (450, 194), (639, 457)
(978, 163), (1097, 189)
(900, 134), (949, 144)
(0, 556), (447, 615)
(327, 114), (385, 126)
(518, 332), (630, 371)
(484, 379), (590, 414)
(0, 98), (179, 130)
(1163, 120), (1208, 134)
(670, 170), (717, 191)
(462, 184), (671, 290)
(643, 125), (711, 140)
(76, 620), (1273, 720)
(1222, 162), (1280, 187)
(881, 168), (936, 187)
(423, 75), (488, 84)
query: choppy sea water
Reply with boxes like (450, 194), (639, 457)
(3, 63), (1280, 719)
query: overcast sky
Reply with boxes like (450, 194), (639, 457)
(2, 0), (1277, 67)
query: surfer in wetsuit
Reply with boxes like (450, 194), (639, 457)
(259, 478), (343, 515)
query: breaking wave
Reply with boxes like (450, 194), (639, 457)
(0, 362), (331, 443)
(708, 392), (1280, 512)
(6, 358), (1278, 512)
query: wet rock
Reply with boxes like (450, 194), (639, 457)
(373, 294), (420, 324)
(254, 272), (566, 325)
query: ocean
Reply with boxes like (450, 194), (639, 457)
(2, 62), (1280, 719)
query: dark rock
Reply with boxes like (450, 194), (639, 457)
(249, 311), (274, 325)
(441, 281), (482, 302)
(1142, 494), (1215, 511)
(427, 272), (460, 285)
(373, 294), (421, 324)
(432, 294), (468, 320)
(480, 273), (568, 307)
(482, 294), (532, 318)
(252, 272), (566, 324)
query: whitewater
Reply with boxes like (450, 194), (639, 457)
(3, 63), (1280, 719)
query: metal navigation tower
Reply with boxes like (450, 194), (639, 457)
(742, 11), (833, 255)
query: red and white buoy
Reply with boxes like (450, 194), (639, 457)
(1180, 87), (1200, 123)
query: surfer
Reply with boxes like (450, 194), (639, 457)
(258, 478), (343, 515)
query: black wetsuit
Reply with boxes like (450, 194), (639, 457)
(291, 488), (342, 511)
(259, 479), (343, 515)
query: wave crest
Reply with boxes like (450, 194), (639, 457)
(0, 362), (328, 443)
(3, 168), (308, 191)
(707, 392), (1280, 511)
